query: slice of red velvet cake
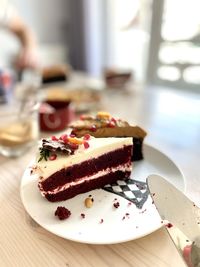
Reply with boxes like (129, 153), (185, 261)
(34, 134), (133, 202)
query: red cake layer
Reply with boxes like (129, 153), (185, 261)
(45, 170), (131, 202)
(40, 145), (132, 192)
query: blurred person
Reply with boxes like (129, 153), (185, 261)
(0, 0), (39, 71)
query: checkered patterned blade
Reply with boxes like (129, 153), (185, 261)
(103, 179), (149, 209)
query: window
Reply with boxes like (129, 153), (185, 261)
(147, 0), (200, 90)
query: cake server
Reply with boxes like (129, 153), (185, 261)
(147, 174), (200, 267)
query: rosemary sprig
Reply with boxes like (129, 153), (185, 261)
(38, 148), (50, 162)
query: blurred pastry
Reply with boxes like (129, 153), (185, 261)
(104, 68), (132, 88)
(46, 87), (101, 112)
(41, 64), (70, 84)
(69, 111), (147, 161)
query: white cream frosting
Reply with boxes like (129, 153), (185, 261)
(35, 137), (133, 182)
(39, 162), (132, 196)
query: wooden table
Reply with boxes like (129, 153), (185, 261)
(1, 83), (200, 267)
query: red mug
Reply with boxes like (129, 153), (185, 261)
(39, 100), (75, 132)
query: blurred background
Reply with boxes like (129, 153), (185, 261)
(1, 0), (200, 90)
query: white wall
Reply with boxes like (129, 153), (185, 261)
(4, 0), (70, 66)
(11, 0), (70, 43)
(105, 0), (151, 83)
(83, 0), (105, 77)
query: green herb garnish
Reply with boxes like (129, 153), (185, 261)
(38, 148), (50, 162)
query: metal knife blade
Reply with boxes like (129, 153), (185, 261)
(147, 174), (200, 267)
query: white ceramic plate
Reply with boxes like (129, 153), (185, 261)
(20, 144), (184, 244)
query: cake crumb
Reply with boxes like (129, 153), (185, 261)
(136, 184), (145, 190)
(99, 219), (104, 224)
(139, 208), (147, 214)
(113, 202), (120, 209)
(55, 206), (71, 220)
(80, 213), (85, 219)
(30, 165), (38, 175)
(122, 213), (130, 220)
(166, 222), (173, 228)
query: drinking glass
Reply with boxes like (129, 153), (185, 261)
(0, 100), (39, 157)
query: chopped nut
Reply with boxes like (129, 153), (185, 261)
(84, 197), (94, 208)
(68, 137), (83, 145)
(96, 111), (111, 120)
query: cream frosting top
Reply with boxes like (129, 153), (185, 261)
(34, 137), (132, 181)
